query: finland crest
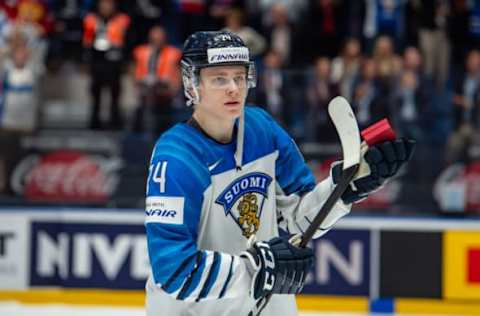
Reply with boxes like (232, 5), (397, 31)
(215, 172), (272, 238)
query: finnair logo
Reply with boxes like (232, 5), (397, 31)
(207, 47), (249, 64)
(145, 209), (177, 218)
(145, 196), (184, 224)
(216, 172), (272, 215)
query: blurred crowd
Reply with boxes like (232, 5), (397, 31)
(0, 0), (480, 167)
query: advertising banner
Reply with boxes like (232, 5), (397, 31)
(380, 231), (442, 298)
(30, 221), (148, 289)
(443, 231), (480, 299)
(7, 131), (124, 204)
(0, 209), (480, 304)
(0, 215), (29, 289)
(13, 150), (122, 203)
(303, 229), (371, 296)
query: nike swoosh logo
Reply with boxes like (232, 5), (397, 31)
(208, 159), (223, 172)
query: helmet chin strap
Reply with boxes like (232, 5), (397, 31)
(234, 109), (244, 170)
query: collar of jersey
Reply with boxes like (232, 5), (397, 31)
(184, 116), (238, 146)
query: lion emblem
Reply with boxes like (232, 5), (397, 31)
(237, 193), (260, 238)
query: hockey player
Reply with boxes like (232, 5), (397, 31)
(145, 31), (415, 316)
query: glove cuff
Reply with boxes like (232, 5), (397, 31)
(240, 249), (262, 299)
(240, 249), (260, 271)
(330, 160), (343, 185)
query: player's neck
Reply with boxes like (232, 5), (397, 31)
(192, 111), (235, 144)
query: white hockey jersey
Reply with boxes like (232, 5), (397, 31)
(145, 106), (351, 316)
(0, 61), (39, 132)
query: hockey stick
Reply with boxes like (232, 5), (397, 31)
(299, 96), (361, 247)
(250, 96), (362, 316)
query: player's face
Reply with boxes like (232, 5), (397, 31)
(197, 65), (248, 121)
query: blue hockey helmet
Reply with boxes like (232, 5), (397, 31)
(181, 31), (256, 106)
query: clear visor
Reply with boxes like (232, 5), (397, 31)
(200, 74), (248, 90)
(181, 60), (256, 105)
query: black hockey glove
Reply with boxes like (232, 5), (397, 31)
(241, 235), (314, 300)
(332, 138), (416, 204)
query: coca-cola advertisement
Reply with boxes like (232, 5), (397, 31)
(11, 150), (122, 203)
(0, 131), (132, 205)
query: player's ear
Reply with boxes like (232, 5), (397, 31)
(193, 85), (202, 102)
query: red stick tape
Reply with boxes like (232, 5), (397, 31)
(361, 118), (396, 146)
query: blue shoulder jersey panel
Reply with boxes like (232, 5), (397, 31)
(245, 107), (316, 195)
(146, 124), (240, 302)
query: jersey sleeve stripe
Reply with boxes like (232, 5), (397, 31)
(183, 250), (214, 301)
(218, 255), (235, 299)
(206, 254), (232, 298)
(196, 252), (221, 301)
(161, 252), (199, 293)
(177, 251), (206, 300)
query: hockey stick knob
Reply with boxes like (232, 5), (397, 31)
(361, 118), (396, 146)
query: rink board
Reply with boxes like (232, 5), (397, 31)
(2, 290), (480, 315)
(1, 208), (480, 314)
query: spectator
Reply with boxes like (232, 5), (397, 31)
(362, 0), (408, 52)
(331, 37), (362, 101)
(372, 35), (402, 86)
(447, 0), (470, 79)
(176, 0), (207, 42)
(262, 3), (295, 66)
(401, 46), (434, 97)
(306, 56), (339, 142)
(351, 58), (389, 128)
(402, 46), (421, 72)
(252, 0), (308, 24)
(82, 0), (130, 129)
(49, 0), (96, 62)
(131, 0), (163, 40)
(445, 49), (480, 163)
(0, 43), (42, 133)
(15, 0), (54, 36)
(300, 0), (346, 61)
(415, 0), (450, 89)
(0, 1), (18, 20)
(0, 10), (13, 60)
(390, 68), (431, 141)
(131, 25), (182, 137)
(2, 0), (52, 65)
(206, 0), (245, 31)
(122, 1), (181, 46)
(54, 0), (95, 18)
(224, 8), (266, 57)
(469, 0), (480, 50)
(255, 50), (287, 124)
